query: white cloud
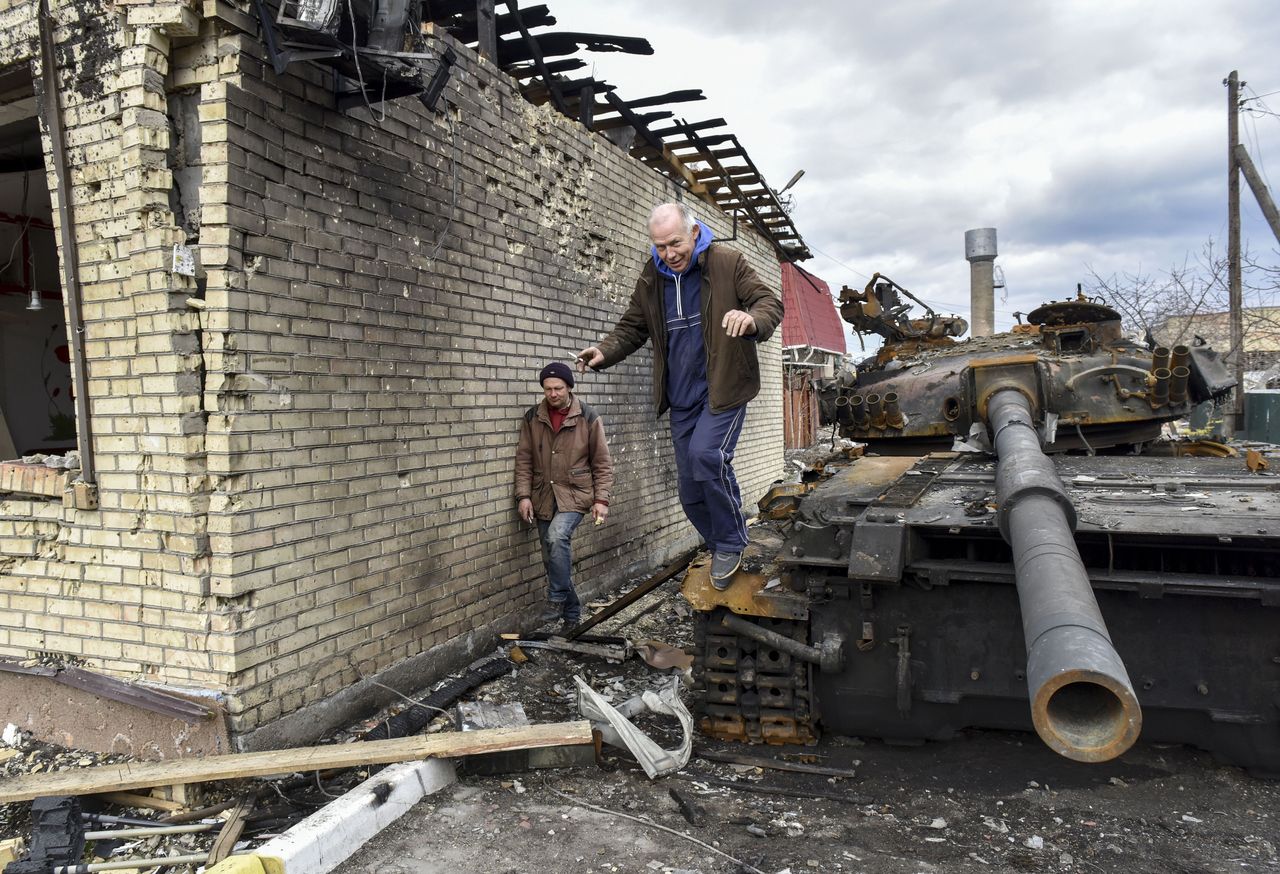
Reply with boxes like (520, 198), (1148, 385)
(546, 0), (1280, 335)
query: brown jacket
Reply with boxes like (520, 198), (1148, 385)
(595, 243), (784, 415)
(514, 396), (614, 521)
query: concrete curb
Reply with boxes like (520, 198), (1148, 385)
(204, 758), (457, 874)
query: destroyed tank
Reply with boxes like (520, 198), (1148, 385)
(682, 275), (1280, 772)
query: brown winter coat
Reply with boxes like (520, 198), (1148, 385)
(514, 396), (614, 521)
(595, 243), (784, 415)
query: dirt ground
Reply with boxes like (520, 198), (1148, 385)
(332, 578), (1280, 874)
(1, 561), (1276, 874)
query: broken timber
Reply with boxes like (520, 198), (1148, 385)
(0, 722), (592, 803)
(563, 547), (698, 640)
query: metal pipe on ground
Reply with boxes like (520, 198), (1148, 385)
(82, 823), (215, 840)
(1169, 365), (1190, 405)
(360, 654), (512, 741)
(986, 389), (1142, 762)
(54, 854), (212, 873)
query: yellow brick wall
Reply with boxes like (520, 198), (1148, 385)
(0, 0), (229, 691)
(0, 0), (788, 743)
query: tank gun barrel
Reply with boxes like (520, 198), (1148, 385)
(987, 389), (1142, 762)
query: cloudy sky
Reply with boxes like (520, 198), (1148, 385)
(545, 0), (1280, 338)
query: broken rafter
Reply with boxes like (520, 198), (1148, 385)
(521, 76), (615, 105)
(603, 89), (663, 151)
(675, 123), (797, 262)
(506, 58), (585, 80)
(713, 194), (780, 209)
(434, 3), (555, 45)
(663, 133), (737, 151)
(623, 89), (705, 110)
(496, 31), (652, 66)
(592, 110), (673, 132)
(650, 118), (726, 139)
(422, 0), (480, 17)
(692, 166), (757, 182)
(503, 0), (565, 114)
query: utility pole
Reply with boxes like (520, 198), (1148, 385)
(1226, 70), (1244, 434)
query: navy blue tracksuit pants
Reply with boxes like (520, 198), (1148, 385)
(669, 402), (749, 554)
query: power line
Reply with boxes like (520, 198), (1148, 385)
(805, 242), (872, 282)
(1244, 109), (1274, 193)
(1243, 86), (1280, 102)
(806, 243), (1029, 318)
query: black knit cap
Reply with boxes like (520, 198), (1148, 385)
(539, 361), (575, 388)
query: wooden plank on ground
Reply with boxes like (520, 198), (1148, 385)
(0, 722), (593, 803)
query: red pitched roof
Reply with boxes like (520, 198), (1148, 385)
(780, 263), (846, 354)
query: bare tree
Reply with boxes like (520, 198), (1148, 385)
(1085, 241), (1280, 368)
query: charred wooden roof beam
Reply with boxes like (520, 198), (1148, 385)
(503, 0), (566, 114)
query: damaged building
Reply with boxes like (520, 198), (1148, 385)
(0, 0), (807, 753)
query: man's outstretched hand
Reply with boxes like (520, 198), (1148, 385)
(722, 309), (757, 337)
(577, 347), (604, 372)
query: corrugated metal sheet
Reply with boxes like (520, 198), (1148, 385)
(780, 263), (846, 354)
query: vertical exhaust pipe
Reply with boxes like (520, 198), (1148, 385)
(849, 394), (868, 427)
(1150, 368), (1171, 408)
(1151, 346), (1171, 374)
(1170, 345), (1190, 371)
(1169, 365), (1190, 405)
(884, 392), (904, 429)
(987, 389), (1142, 762)
(965, 228), (997, 338)
(866, 393), (885, 429)
(835, 393), (855, 425)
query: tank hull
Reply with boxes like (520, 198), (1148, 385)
(688, 452), (1280, 772)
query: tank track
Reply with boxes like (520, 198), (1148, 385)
(692, 608), (818, 745)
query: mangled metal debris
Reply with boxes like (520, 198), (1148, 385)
(575, 676), (692, 780)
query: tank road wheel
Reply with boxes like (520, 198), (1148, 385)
(692, 608), (818, 745)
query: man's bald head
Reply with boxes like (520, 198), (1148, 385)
(649, 202), (697, 236)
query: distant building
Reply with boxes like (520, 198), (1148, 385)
(780, 263), (847, 448)
(1155, 307), (1280, 372)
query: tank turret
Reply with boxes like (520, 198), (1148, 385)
(825, 277), (1235, 454)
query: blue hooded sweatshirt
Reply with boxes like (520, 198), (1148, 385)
(654, 222), (715, 410)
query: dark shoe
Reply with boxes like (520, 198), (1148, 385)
(540, 602), (564, 623)
(710, 551), (742, 590)
(560, 617), (581, 634)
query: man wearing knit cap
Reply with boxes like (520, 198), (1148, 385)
(514, 362), (614, 627)
(578, 202), (782, 589)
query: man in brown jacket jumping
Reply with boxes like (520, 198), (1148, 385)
(515, 362), (614, 626)
(578, 202), (783, 589)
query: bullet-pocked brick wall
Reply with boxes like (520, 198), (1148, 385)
(0, 0), (786, 745)
(0, 0), (228, 721)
